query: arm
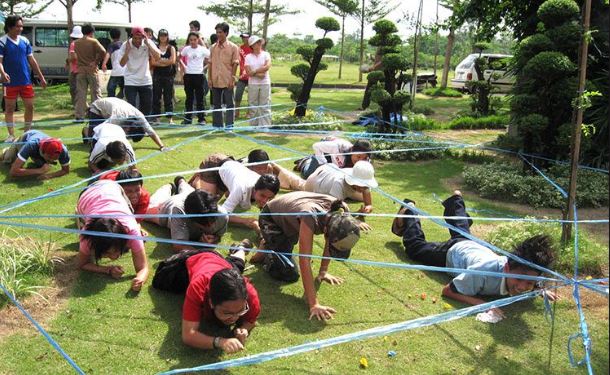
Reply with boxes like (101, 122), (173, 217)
(9, 158), (50, 177)
(38, 164), (70, 180)
(77, 251), (124, 278)
(27, 55), (46, 88)
(145, 38), (161, 60)
(0, 56), (9, 82)
(130, 247), (149, 291)
(119, 41), (130, 67)
(182, 320), (244, 353)
(358, 190), (373, 213)
(101, 52), (110, 72)
(228, 215), (260, 233)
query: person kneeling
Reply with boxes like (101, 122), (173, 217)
(399, 191), (557, 319)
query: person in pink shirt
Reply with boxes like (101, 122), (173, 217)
(234, 32), (251, 119)
(67, 26), (83, 106)
(76, 179), (149, 291)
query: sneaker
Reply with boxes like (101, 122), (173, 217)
(168, 118), (174, 124)
(4, 135), (15, 143)
(197, 119), (206, 125)
(173, 175), (186, 194)
(229, 239), (254, 256)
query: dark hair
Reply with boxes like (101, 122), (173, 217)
(83, 218), (128, 261)
(189, 20), (201, 31)
(82, 23), (95, 35)
(210, 33), (218, 44)
(247, 149), (270, 164)
(209, 268), (247, 306)
(109, 28), (121, 40)
(106, 141), (128, 161)
(508, 235), (555, 273)
(116, 169), (143, 187)
(215, 22), (230, 35)
(158, 29), (168, 36)
(4, 15), (23, 33)
(254, 174), (280, 194)
(351, 139), (372, 153)
(329, 199), (345, 213)
(184, 190), (219, 226)
(187, 32), (199, 42)
(144, 27), (154, 35)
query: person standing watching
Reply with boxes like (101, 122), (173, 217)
(120, 26), (161, 118)
(102, 28), (125, 98)
(152, 29), (177, 124)
(67, 26), (83, 106)
(244, 36), (271, 127)
(234, 32), (251, 119)
(0, 15), (47, 142)
(208, 22), (239, 129)
(73, 23), (106, 121)
(180, 32), (209, 125)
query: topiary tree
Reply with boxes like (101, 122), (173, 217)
(508, 0), (582, 165)
(367, 19), (410, 133)
(289, 17), (340, 117)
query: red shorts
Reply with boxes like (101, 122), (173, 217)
(4, 85), (35, 100)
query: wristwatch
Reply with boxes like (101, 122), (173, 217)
(212, 336), (221, 349)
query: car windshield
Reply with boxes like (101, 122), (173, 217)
(456, 55), (477, 70)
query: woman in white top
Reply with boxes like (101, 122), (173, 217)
(180, 32), (210, 125)
(244, 36), (271, 126)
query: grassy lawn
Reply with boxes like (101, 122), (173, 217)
(272, 60), (366, 86)
(0, 86), (607, 374)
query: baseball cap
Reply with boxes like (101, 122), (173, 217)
(344, 160), (378, 188)
(40, 138), (63, 158)
(327, 213), (361, 259)
(131, 26), (146, 37)
(248, 35), (262, 46)
(240, 32), (251, 38)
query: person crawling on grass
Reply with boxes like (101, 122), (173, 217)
(180, 241), (260, 353)
(399, 190), (558, 319)
(250, 191), (370, 321)
(76, 179), (149, 291)
(295, 137), (372, 179)
(245, 149), (306, 191)
(88, 122), (136, 174)
(1, 130), (70, 180)
(99, 169), (150, 223)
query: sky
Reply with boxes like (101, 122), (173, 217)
(35, 0), (451, 40)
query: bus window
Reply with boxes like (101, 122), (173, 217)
(35, 27), (69, 48)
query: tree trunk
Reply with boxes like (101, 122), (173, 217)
(66, 0), (74, 35)
(411, 0), (423, 109)
(262, 0), (271, 41)
(339, 15), (346, 80)
(128, 1), (132, 23)
(440, 27), (455, 89)
(248, 0), (254, 35)
(433, 0), (439, 76)
(296, 47), (324, 117)
(358, 0), (365, 82)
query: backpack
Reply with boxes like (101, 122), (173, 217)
(391, 199), (415, 237)
(152, 249), (207, 293)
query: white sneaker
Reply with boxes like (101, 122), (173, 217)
(4, 135), (15, 143)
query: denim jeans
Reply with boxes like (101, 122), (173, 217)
(125, 85), (153, 117)
(107, 76), (124, 99)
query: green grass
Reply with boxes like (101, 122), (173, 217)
(271, 60), (366, 86)
(0, 86), (607, 374)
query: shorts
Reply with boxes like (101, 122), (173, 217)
(234, 79), (248, 104)
(4, 85), (35, 100)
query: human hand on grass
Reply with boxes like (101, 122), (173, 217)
(248, 220), (261, 234)
(219, 337), (244, 353)
(542, 290), (560, 301)
(358, 222), (372, 232)
(234, 327), (249, 344)
(316, 272), (344, 286)
(358, 204), (373, 214)
(309, 304), (336, 321)
(131, 276), (144, 292)
(109, 265), (124, 279)
(489, 308), (505, 319)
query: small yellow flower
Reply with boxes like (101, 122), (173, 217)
(359, 357), (369, 369)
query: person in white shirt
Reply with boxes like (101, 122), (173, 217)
(88, 122), (136, 174)
(84, 97), (166, 150)
(303, 161), (377, 213)
(119, 26), (160, 117)
(218, 160), (280, 233)
(102, 28), (125, 98)
(244, 35), (271, 126)
(180, 32), (210, 125)
(298, 137), (372, 179)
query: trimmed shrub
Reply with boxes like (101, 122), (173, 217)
(364, 134), (444, 161)
(315, 17), (341, 32)
(412, 105), (435, 116)
(404, 113), (439, 130)
(545, 22), (581, 57)
(513, 34), (554, 71)
(485, 219), (606, 276)
(422, 87), (463, 97)
(537, 0), (580, 28)
(271, 110), (343, 131)
(449, 115), (509, 130)
(523, 51), (577, 82)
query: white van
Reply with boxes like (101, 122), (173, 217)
(451, 53), (514, 93)
(17, 19), (132, 82)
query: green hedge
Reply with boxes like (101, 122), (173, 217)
(422, 87), (463, 97)
(364, 134), (445, 161)
(270, 110), (344, 131)
(448, 115), (509, 130)
(463, 163), (609, 208)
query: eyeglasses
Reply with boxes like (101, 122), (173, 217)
(215, 301), (249, 319)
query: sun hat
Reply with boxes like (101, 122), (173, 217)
(70, 26), (83, 39)
(344, 160), (378, 188)
(40, 138), (63, 158)
(248, 35), (262, 47)
(131, 26), (146, 37)
(239, 32), (251, 38)
(327, 213), (361, 259)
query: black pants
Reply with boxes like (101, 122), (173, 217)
(259, 207), (300, 283)
(152, 75), (174, 118)
(183, 74), (206, 122)
(211, 87), (235, 127)
(401, 194), (473, 267)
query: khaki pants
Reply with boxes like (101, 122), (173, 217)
(275, 164), (305, 191)
(75, 72), (102, 120)
(248, 84), (271, 126)
(2, 133), (27, 164)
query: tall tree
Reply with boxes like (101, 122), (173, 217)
(352, 0), (393, 82)
(438, 0), (467, 88)
(95, 0), (148, 23)
(1, 0), (52, 17)
(261, 0), (271, 40)
(200, 1), (297, 36)
(56, 0), (79, 33)
(315, 0), (359, 79)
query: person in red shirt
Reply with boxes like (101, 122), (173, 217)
(234, 33), (252, 119)
(182, 246), (260, 353)
(99, 169), (150, 222)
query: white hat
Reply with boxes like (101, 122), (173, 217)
(344, 161), (378, 188)
(70, 26), (83, 39)
(248, 35), (262, 47)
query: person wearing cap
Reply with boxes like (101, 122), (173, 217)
(208, 22), (239, 128)
(152, 29), (177, 124)
(102, 28), (126, 98)
(252, 191), (370, 320)
(66, 26), (83, 106)
(2, 129), (70, 180)
(83, 97), (167, 151)
(120, 26), (161, 118)
(234, 32), (251, 119)
(179, 32), (210, 125)
(73, 23), (106, 121)
(303, 160), (377, 213)
(244, 36), (272, 127)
